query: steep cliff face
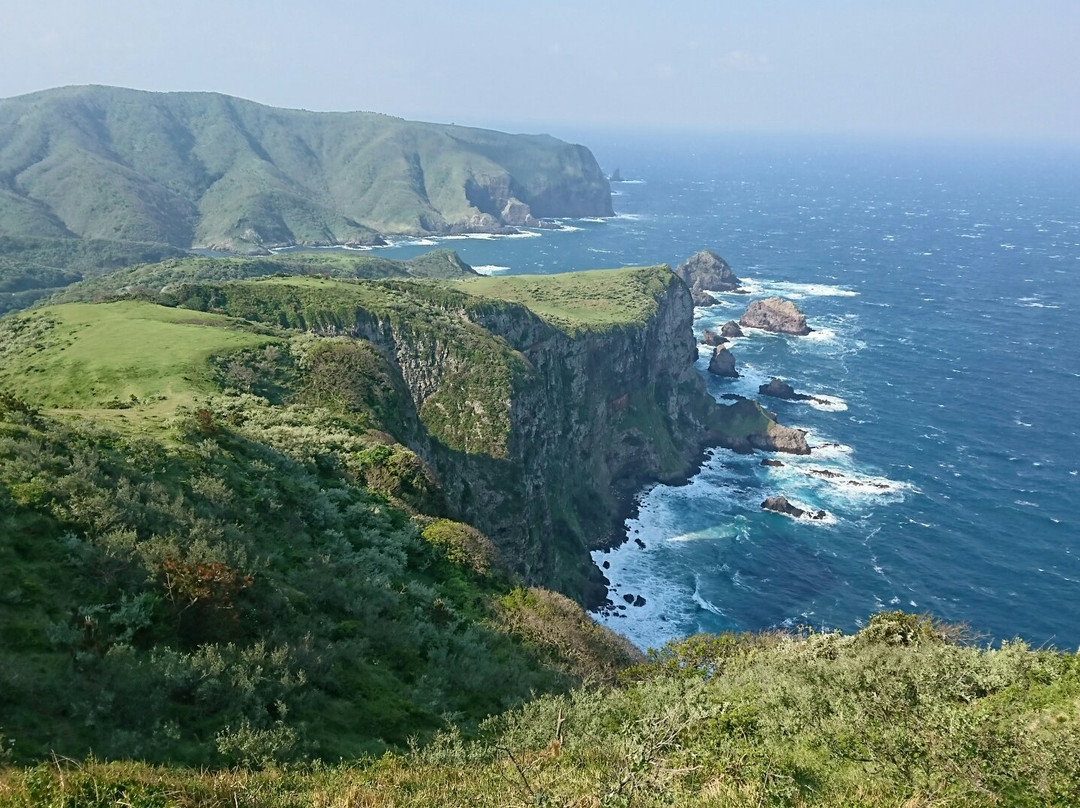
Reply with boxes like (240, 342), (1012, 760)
(174, 268), (791, 604)
(455, 272), (717, 600)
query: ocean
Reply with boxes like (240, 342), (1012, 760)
(372, 133), (1080, 651)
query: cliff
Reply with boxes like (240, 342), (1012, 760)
(159, 265), (793, 603)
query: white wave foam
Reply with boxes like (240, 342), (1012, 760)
(803, 327), (837, 342)
(441, 230), (542, 241)
(736, 277), (858, 299)
(472, 265), (511, 276)
(617, 179), (646, 184)
(808, 441), (854, 459)
(692, 588), (727, 616)
(807, 395), (848, 412)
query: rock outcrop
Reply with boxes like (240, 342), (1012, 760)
(675, 250), (743, 303)
(708, 346), (738, 377)
(720, 320), (744, 338)
(758, 377), (832, 406)
(739, 297), (812, 335)
(759, 378), (799, 399)
(701, 329), (726, 346)
(747, 422), (810, 455)
(762, 495), (827, 520)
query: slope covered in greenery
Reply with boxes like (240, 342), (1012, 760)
(2, 614), (1077, 806)
(1, 262), (1078, 803)
(0, 264), (709, 765)
(0, 278), (649, 763)
(0, 85), (613, 259)
(49, 248), (478, 306)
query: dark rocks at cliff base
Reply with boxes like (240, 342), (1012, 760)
(740, 297), (812, 335)
(720, 393), (745, 402)
(623, 593), (635, 604)
(707, 346), (738, 377)
(762, 459), (785, 467)
(675, 250), (743, 302)
(633, 595), (646, 607)
(762, 495), (827, 521)
(760, 378), (812, 404)
(608, 167), (623, 182)
(692, 289), (718, 307)
(720, 320), (744, 338)
(759, 377), (833, 405)
(701, 329), (727, 346)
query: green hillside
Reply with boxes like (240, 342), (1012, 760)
(0, 85), (612, 259)
(3, 263), (1075, 804)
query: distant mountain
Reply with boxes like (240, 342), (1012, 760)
(0, 85), (613, 254)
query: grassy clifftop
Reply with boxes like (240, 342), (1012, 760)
(461, 265), (672, 334)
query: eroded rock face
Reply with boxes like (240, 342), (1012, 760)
(762, 495), (827, 520)
(500, 198), (541, 228)
(692, 289), (718, 307)
(701, 329), (726, 346)
(747, 422), (810, 454)
(707, 345), (737, 377)
(739, 297), (811, 335)
(675, 250), (742, 302)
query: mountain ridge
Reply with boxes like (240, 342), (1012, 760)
(0, 84), (613, 255)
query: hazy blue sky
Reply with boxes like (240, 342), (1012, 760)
(2, 1), (1078, 143)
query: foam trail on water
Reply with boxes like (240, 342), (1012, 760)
(735, 277), (859, 299)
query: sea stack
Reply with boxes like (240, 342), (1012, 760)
(720, 320), (744, 338)
(675, 250), (743, 306)
(707, 346), (738, 377)
(739, 297), (812, 335)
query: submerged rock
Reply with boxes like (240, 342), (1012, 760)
(740, 297), (812, 335)
(707, 346), (738, 377)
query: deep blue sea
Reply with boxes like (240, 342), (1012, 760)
(368, 133), (1080, 651)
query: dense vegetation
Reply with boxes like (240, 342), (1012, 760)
(0, 85), (613, 256)
(3, 257), (1076, 804)
(0, 236), (185, 316)
(2, 613), (1077, 806)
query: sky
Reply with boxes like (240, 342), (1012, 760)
(1, 1), (1078, 144)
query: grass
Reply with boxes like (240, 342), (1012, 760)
(0, 301), (277, 428)
(460, 265), (674, 334)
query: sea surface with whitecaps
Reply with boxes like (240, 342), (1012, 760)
(372, 133), (1080, 651)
